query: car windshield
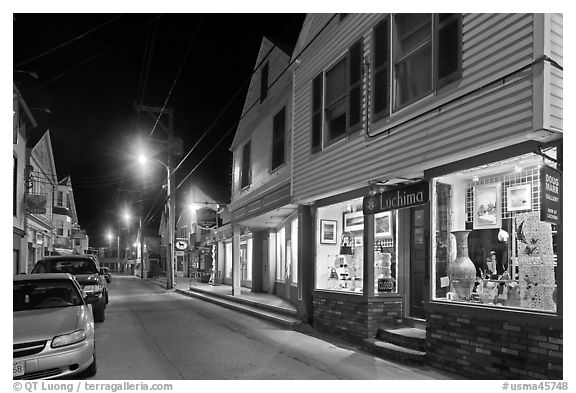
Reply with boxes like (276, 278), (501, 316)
(32, 259), (97, 275)
(14, 279), (84, 311)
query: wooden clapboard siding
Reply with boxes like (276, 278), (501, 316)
(292, 13), (543, 204)
(229, 38), (292, 212)
(549, 13), (563, 132)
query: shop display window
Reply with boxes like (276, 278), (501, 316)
(431, 152), (559, 312)
(374, 211), (398, 294)
(316, 198), (364, 293)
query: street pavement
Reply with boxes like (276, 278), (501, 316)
(90, 274), (458, 380)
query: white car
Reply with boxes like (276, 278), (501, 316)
(13, 273), (97, 379)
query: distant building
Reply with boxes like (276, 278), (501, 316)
(25, 129), (57, 271)
(52, 176), (89, 254)
(13, 84), (36, 274)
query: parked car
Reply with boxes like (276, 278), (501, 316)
(101, 267), (111, 283)
(31, 255), (108, 322)
(13, 273), (97, 379)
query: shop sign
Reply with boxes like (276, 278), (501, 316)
(175, 240), (188, 250)
(540, 165), (561, 224)
(25, 194), (47, 214)
(363, 180), (429, 215)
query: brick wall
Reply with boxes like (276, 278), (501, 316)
(312, 292), (404, 343)
(426, 304), (562, 379)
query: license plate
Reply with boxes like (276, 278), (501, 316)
(13, 360), (25, 377)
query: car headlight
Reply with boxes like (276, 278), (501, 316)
(51, 330), (86, 348)
(83, 284), (100, 294)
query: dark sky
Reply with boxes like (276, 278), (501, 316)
(13, 13), (305, 247)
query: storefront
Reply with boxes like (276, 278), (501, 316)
(312, 183), (430, 342)
(424, 142), (562, 379)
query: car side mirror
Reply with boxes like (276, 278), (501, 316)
(99, 268), (106, 275)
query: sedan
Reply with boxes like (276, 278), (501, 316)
(13, 273), (97, 379)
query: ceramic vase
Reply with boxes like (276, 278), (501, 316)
(449, 230), (476, 300)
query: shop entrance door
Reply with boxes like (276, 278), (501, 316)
(409, 207), (426, 319)
(285, 240), (292, 299)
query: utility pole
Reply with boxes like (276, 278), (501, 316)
(135, 104), (178, 290)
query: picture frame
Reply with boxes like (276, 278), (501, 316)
(344, 211), (364, 232)
(320, 219), (337, 244)
(375, 211), (392, 237)
(507, 184), (532, 212)
(354, 236), (363, 247)
(473, 183), (502, 229)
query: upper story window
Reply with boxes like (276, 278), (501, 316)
(311, 39), (363, 153)
(260, 62), (269, 103)
(57, 191), (64, 207)
(240, 140), (251, 189)
(272, 106), (286, 171)
(372, 14), (462, 121)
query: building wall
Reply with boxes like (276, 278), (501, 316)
(313, 293), (404, 343)
(426, 304), (562, 379)
(291, 13), (555, 204)
(230, 40), (293, 209)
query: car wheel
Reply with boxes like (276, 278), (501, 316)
(94, 304), (105, 323)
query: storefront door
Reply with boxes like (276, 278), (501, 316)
(285, 239), (292, 299)
(409, 207), (426, 319)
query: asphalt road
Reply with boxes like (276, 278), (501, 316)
(90, 274), (455, 380)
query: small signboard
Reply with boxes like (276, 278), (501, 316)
(363, 180), (429, 215)
(540, 165), (561, 224)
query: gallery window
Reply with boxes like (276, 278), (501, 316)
(431, 151), (559, 313)
(316, 198), (364, 293)
(372, 14), (462, 121)
(311, 39), (363, 152)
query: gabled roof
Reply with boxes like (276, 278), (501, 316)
(230, 36), (292, 151)
(28, 129), (58, 186)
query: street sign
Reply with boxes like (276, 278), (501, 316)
(175, 240), (188, 250)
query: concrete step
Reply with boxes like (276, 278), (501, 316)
(175, 288), (301, 329)
(376, 327), (426, 352)
(187, 285), (298, 318)
(362, 338), (427, 366)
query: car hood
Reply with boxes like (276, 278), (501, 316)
(13, 307), (82, 343)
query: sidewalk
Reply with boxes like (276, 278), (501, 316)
(148, 275), (301, 328)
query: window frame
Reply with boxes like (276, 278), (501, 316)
(310, 39), (364, 153)
(240, 140), (251, 190)
(271, 106), (286, 171)
(371, 13), (462, 123)
(392, 13), (434, 112)
(260, 62), (269, 103)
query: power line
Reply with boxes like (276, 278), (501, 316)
(172, 14), (305, 175)
(20, 15), (162, 98)
(148, 14), (204, 138)
(14, 14), (124, 68)
(173, 14), (337, 192)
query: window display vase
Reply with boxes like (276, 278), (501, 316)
(449, 230), (476, 300)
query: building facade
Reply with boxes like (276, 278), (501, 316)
(228, 37), (303, 312)
(13, 84), (36, 274)
(290, 13), (562, 379)
(25, 130), (58, 272)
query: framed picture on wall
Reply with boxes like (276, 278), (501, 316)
(375, 211), (392, 237)
(344, 211), (364, 232)
(507, 184), (532, 212)
(473, 183), (502, 229)
(320, 219), (337, 244)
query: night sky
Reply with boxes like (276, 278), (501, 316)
(13, 13), (305, 247)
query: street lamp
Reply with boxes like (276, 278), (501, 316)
(138, 154), (175, 290)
